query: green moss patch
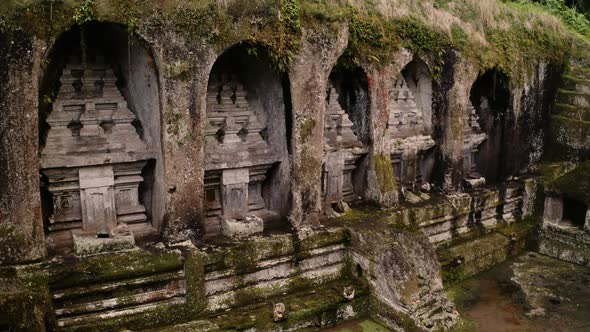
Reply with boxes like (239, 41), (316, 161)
(48, 249), (183, 289)
(374, 153), (397, 194)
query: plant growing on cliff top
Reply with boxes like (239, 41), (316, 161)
(73, 0), (96, 68)
(267, 0), (301, 72)
(508, 0), (590, 39)
(73, 0), (95, 25)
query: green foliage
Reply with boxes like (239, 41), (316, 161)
(73, 0), (96, 25)
(73, 0), (96, 67)
(434, 0), (451, 10)
(510, 0), (590, 38)
(395, 16), (450, 77)
(451, 23), (468, 48)
(346, 9), (398, 65)
(282, 0), (301, 33)
(0, 0), (587, 88)
(116, 0), (141, 35)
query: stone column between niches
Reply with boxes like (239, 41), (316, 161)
(152, 32), (217, 241)
(288, 25), (349, 229)
(362, 50), (412, 207)
(434, 51), (478, 191)
(0, 33), (47, 265)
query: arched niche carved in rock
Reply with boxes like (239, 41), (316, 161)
(322, 65), (370, 216)
(204, 44), (291, 238)
(386, 59), (435, 197)
(469, 68), (511, 183)
(39, 22), (164, 255)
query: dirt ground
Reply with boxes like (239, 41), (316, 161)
(448, 251), (590, 332)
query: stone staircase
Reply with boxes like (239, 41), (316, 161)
(46, 250), (190, 331)
(146, 280), (370, 332)
(550, 62), (590, 161)
(410, 279), (457, 331)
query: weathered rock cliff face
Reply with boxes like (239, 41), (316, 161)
(0, 0), (589, 331)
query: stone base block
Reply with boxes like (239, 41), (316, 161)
(221, 215), (263, 239)
(73, 225), (136, 257)
(465, 177), (485, 188)
(538, 224), (590, 266)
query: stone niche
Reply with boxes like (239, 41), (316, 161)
(463, 104), (487, 188)
(385, 61), (435, 196)
(39, 23), (163, 255)
(469, 69), (512, 183)
(322, 83), (368, 216)
(543, 194), (589, 230)
(204, 46), (290, 237)
(41, 55), (155, 255)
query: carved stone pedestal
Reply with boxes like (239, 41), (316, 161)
(73, 224), (135, 257)
(221, 215), (263, 239)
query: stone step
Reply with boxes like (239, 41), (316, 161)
(147, 280), (371, 332)
(47, 250), (188, 331)
(52, 270), (185, 300)
(561, 74), (590, 94)
(553, 103), (590, 122)
(557, 88), (590, 108)
(55, 287), (186, 317)
(56, 297), (186, 329)
(414, 293), (452, 319)
(437, 222), (535, 285)
(549, 115), (590, 159)
(568, 65), (590, 81)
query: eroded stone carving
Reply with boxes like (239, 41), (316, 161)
(41, 56), (154, 253)
(322, 85), (367, 216)
(205, 73), (281, 235)
(343, 286), (355, 300)
(463, 104), (487, 188)
(273, 302), (286, 322)
(386, 76), (435, 193)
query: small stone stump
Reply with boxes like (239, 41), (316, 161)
(73, 224), (136, 257)
(221, 215), (263, 239)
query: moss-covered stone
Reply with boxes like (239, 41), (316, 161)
(374, 153), (397, 194)
(299, 117), (316, 143)
(0, 264), (52, 331)
(546, 115), (590, 161)
(205, 234), (294, 274)
(438, 220), (536, 286)
(185, 248), (207, 314)
(298, 227), (348, 252)
(48, 249), (184, 289)
(547, 160), (590, 204)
